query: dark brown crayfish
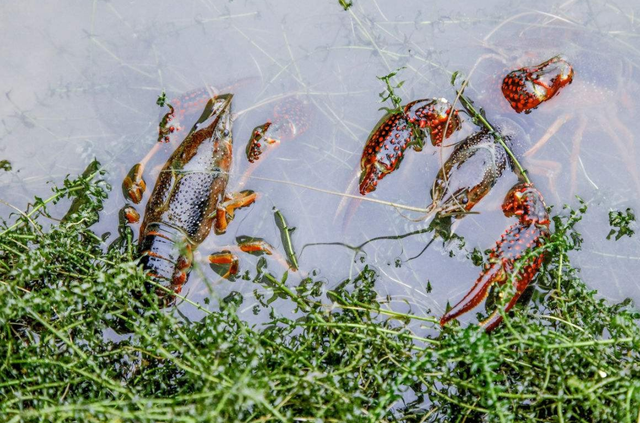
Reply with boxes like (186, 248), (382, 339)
(137, 94), (255, 301)
(429, 129), (508, 218)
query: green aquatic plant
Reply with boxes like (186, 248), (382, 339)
(338, 0), (353, 11)
(1, 167), (639, 422)
(274, 207), (299, 271)
(156, 91), (176, 143)
(156, 91), (168, 107)
(0, 160), (11, 172)
(377, 67), (406, 113)
(607, 207), (636, 241)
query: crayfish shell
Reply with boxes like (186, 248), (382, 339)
(359, 111), (414, 195)
(440, 182), (550, 332)
(138, 94), (234, 301)
(430, 130), (508, 217)
(404, 98), (461, 146)
(502, 55), (574, 114)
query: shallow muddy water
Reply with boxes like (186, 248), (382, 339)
(1, 0), (639, 327)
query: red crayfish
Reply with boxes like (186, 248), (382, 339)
(440, 182), (550, 331)
(359, 98), (461, 195)
(354, 55), (572, 331)
(502, 55), (574, 114)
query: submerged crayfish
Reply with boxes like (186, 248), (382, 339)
(352, 55), (573, 331)
(135, 94), (255, 302)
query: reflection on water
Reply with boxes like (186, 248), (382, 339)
(1, 0), (639, 326)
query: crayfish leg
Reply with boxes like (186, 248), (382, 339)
(239, 240), (273, 255)
(208, 250), (240, 279)
(214, 190), (258, 234)
(122, 163), (147, 204)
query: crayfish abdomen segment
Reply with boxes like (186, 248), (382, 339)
(138, 223), (193, 298)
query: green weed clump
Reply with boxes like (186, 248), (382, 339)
(607, 208), (636, 241)
(1, 167), (639, 422)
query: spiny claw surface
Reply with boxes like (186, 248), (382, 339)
(404, 98), (461, 146)
(246, 122), (274, 163)
(359, 112), (413, 195)
(502, 56), (574, 114)
(359, 97), (461, 195)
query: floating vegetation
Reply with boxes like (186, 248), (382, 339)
(3, 2), (640, 420)
(156, 91), (168, 107)
(338, 0), (353, 11)
(0, 160), (11, 172)
(377, 67), (406, 113)
(1, 166), (639, 422)
(156, 91), (176, 143)
(274, 207), (299, 271)
(607, 207), (636, 241)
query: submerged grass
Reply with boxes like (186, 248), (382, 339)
(1, 168), (640, 422)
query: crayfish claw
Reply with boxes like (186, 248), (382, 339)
(123, 163), (146, 204)
(441, 183), (550, 332)
(480, 286), (525, 332)
(440, 264), (505, 328)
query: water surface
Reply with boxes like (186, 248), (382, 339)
(1, 0), (639, 327)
